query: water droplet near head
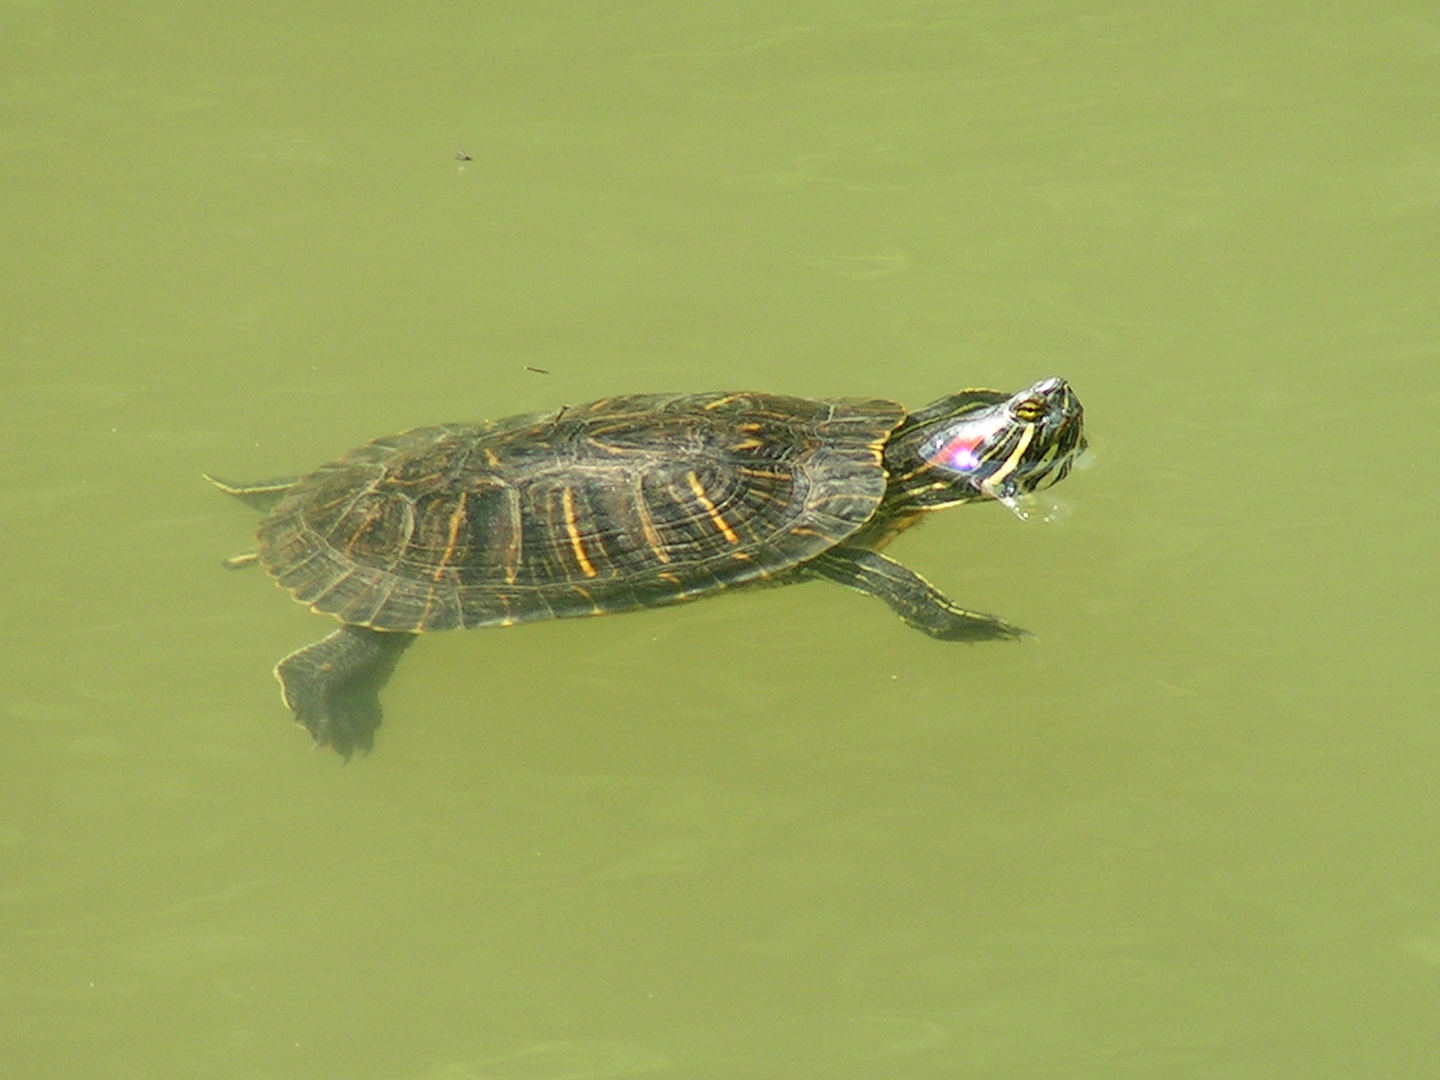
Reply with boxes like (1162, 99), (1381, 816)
(996, 490), (1074, 523)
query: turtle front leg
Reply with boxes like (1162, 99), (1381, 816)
(808, 545), (1026, 642)
(273, 626), (415, 758)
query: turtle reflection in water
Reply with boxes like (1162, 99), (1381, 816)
(209, 378), (1086, 757)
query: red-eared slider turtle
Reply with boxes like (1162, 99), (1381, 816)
(209, 378), (1085, 757)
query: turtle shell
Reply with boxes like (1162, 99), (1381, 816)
(255, 392), (906, 632)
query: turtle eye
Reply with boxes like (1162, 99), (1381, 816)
(1011, 397), (1046, 423)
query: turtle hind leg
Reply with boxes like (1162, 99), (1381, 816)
(273, 626), (416, 758)
(808, 545), (1027, 642)
(204, 473), (300, 512)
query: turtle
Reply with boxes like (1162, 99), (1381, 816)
(208, 377), (1085, 757)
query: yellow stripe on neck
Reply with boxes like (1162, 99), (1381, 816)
(980, 424), (1035, 498)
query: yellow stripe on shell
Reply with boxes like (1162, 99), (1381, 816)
(561, 486), (598, 578)
(702, 394), (745, 411)
(343, 502), (384, 558)
(433, 491), (467, 582)
(500, 485), (523, 584)
(632, 475), (669, 562)
(685, 471), (740, 544)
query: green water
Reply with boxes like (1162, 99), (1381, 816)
(4, 2), (1440, 1077)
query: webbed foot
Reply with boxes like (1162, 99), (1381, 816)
(273, 626), (415, 758)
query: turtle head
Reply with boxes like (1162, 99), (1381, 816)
(888, 377), (1086, 512)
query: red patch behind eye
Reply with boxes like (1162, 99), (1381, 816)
(932, 433), (983, 472)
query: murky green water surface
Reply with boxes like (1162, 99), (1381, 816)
(4, 3), (1440, 1077)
